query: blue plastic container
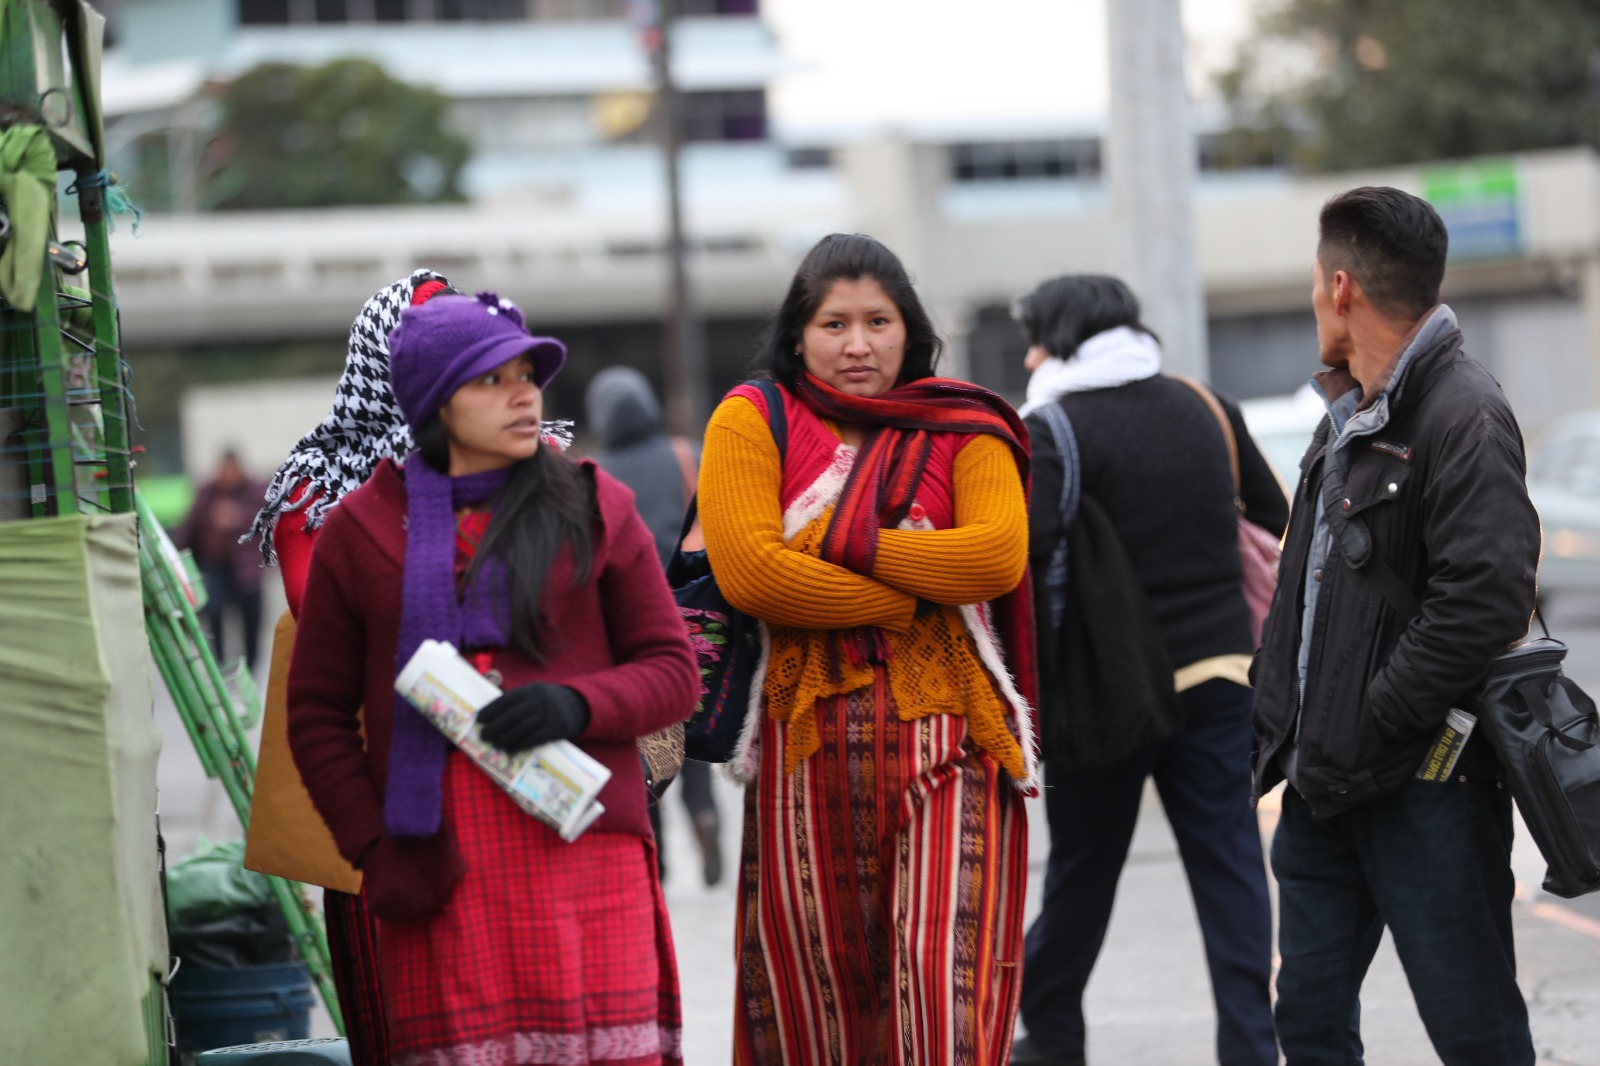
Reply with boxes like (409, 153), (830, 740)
(171, 962), (317, 1055)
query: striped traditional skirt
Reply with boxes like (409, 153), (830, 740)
(378, 752), (683, 1066)
(323, 888), (388, 1064)
(734, 689), (1029, 1065)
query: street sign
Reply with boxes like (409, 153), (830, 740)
(1421, 159), (1523, 261)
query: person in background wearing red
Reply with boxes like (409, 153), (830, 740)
(243, 268), (454, 1063)
(179, 448), (266, 671)
(287, 291), (697, 1063)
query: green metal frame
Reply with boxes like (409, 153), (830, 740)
(136, 490), (344, 1033)
(79, 180), (131, 512)
(2, 0), (123, 521)
(2, 0), (345, 1049)
(29, 262), (77, 508)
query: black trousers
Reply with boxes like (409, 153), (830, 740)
(676, 758), (716, 818)
(201, 564), (262, 673)
(1020, 679), (1278, 1066)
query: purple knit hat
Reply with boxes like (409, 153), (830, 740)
(387, 291), (566, 429)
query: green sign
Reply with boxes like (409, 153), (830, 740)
(1421, 159), (1522, 261)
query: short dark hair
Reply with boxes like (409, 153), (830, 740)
(756, 233), (943, 386)
(1011, 274), (1155, 360)
(1317, 186), (1448, 321)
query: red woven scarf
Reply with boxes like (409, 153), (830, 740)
(789, 373), (1040, 711)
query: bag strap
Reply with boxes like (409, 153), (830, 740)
(670, 436), (698, 509)
(1515, 678), (1598, 752)
(1317, 454), (1421, 621)
(753, 378), (788, 455)
(1172, 374), (1242, 496)
(672, 380), (787, 549)
(1035, 400), (1080, 530)
(1325, 458), (1550, 647)
(1035, 400), (1081, 630)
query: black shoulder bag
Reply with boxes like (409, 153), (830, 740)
(667, 380), (787, 764)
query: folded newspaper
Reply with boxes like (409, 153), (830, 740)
(395, 639), (611, 841)
(1415, 707), (1477, 783)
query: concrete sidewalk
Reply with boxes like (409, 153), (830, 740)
(653, 771), (1600, 1065)
(154, 670), (1600, 1064)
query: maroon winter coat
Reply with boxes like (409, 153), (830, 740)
(287, 457), (697, 903)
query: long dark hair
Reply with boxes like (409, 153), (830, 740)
(756, 233), (943, 386)
(416, 419), (596, 663)
(1012, 274), (1157, 360)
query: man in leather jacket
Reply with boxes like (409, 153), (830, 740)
(1251, 186), (1541, 1065)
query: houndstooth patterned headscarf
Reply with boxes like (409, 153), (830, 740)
(245, 268), (447, 563)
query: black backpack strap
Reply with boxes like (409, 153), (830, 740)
(1034, 400), (1081, 631)
(1350, 541), (1422, 624)
(752, 379), (788, 457)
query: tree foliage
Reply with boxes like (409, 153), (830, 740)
(205, 58), (471, 210)
(1216, 0), (1600, 173)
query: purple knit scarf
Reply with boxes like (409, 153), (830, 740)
(386, 453), (513, 837)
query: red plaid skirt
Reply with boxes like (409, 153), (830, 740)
(378, 752), (682, 1065)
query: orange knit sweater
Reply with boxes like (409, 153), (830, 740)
(699, 393), (1029, 779)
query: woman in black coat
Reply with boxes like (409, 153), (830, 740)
(1011, 275), (1287, 1066)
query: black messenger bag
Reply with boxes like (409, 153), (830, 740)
(1323, 460), (1600, 897)
(1474, 637), (1600, 898)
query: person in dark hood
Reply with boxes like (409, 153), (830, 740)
(585, 365), (724, 887)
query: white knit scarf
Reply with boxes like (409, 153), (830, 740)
(1017, 325), (1164, 416)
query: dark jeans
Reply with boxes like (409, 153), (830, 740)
(201, 564), (262, 673)
(1021, 679), (1278, 1066)
(1272, 777), (1533, 1066)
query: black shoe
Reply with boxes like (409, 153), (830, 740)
(1009, 1034), (1085, 1066)
(693, 811), (723, 887)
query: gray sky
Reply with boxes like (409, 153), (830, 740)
(762, 0), (1257, 137)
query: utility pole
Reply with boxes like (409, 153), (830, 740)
(636, 0), (711, 434)
(1105, 0), (1209, 380)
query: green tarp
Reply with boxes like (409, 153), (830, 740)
(0, 124), (56, 314)
(0, 513), (165, 1063)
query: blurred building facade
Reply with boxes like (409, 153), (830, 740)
(97, 1), (1600, 476)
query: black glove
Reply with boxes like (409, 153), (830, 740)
(476, 683), (590, 754)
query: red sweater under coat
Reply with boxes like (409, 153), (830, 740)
(287, 457), (698, 887)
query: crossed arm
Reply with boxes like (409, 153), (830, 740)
(698, 396), (1027, 630)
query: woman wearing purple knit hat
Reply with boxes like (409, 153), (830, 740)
(286, 291), (699, 1063)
